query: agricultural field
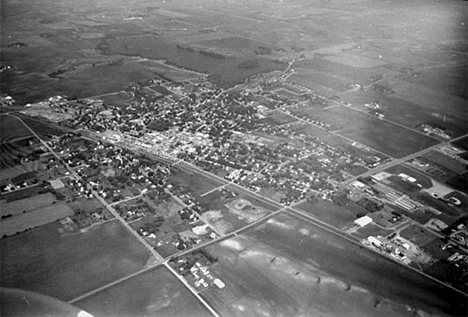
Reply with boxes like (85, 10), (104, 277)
(294, 58), (390, 87)
(422, 150), (466, 175)
(0, 160), (45, 181)
(377, 78), (466, 122)
(0, 202), (73, 237)
(195, 213), (465, 317)
(400, 224), (438, 247)
(0, 115), (32, 142)
(101, 35), (286, 87)
(297, 199), (368, 229)
(0, 139), (40, 170)
(341, 91), (468, 138)
(0, 192), (56, 217)
(169, 169), (224, 197)
(452, 136), (468, 151)
(75, 265), (213, 317)
(287, 68), (351, 95)
(263, 110), (298, 126)
(55, 61), (161, 99)
(0, 219), (151, 301)
(137, 60), (205, 82)
(187, 36), (278, 58)
(94, 92), (133, 108)
(289, 105), (439, 158)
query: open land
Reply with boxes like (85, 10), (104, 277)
(197, 213), (466, 317)
(0, 219), (151, 301)
(0, 115), (33, 142)
(289, 105), (440, 158)
(74, 265), (213, 317)
(1, 0), (467, 316)
(0, 202), (73, 236)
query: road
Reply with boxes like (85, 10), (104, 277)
(11, 114), (164, 264)
(276, 107), (393, 158)
(164, 262), (221, 317)
(343, 132), (468, 186)
(11, 105), (468, 306)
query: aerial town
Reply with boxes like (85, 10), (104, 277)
(1, 0), (467, 316)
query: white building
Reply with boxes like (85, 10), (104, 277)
(354, 215), (373, 228)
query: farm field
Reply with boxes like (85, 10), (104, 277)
(0, 219), (151, 301)
(102, 35), (286, 86)
(422, 150), (466, 175)
(378, 78), (467, 121)
(296, 199), (366, 229)
(0, 192), (57, 217)
(0, 140), (38, 170)
(75, 265), (213, 317)
(0, 115), (32, 142)
(169, 169), (225, 197)
(18, 116), (69, 137)
(294, 58), (390, 87)
(198, 213), (465, 317)
(94, 92), (133, 108)
(263, 110), (298, 126)
(290, 105), (439, 158)
(137, 60), (205, 82)
(340, 91), (468, 138)
(0, 202), (73, 236)
(0, 160), (44, 181)
(452, 136), (468, 151)
(55, 61), (161, 99)
(289, 69), (351, 93)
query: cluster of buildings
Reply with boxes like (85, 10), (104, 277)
(28, 78), (386, 206)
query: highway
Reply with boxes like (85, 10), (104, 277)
(343, 132), (468, 186)
(9, 104), (468, 307)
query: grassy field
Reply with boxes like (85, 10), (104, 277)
(290, 105), (439, 158)
(288, 68), (351, 93)
(0, 115), (32, 143)
(169, 170), (224, 197)
(385, 164), (433, 189)
(95, 92), (133, 108)
(0, 192), (56, 216)
(0, 140), (38, 170)
(452, 136), (468, 151)
(0, 219), (151, 301)
(297, 200), (366, 229)
(422, 150), (466, 175)
(264, 110), (298, 126)
(400, 224), (437, 246)
(0, 160), (44, 181)
(55, 61), (160, 99)
(0, 202), (73, 236)
(197, 213), (465, 317)
(103, 35), (286, 86)
(341, 91), (468, 138)
(75, 265), (213, 317)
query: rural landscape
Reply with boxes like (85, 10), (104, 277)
(1, 0), (467, 316)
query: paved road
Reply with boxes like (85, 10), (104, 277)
(343, 132), (468, 186)
(164, 262), (221, 317)
(11, 114), (164, 263)
(13, 113), (468, 303)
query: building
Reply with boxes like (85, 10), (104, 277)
(354, 215), (373, 228)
